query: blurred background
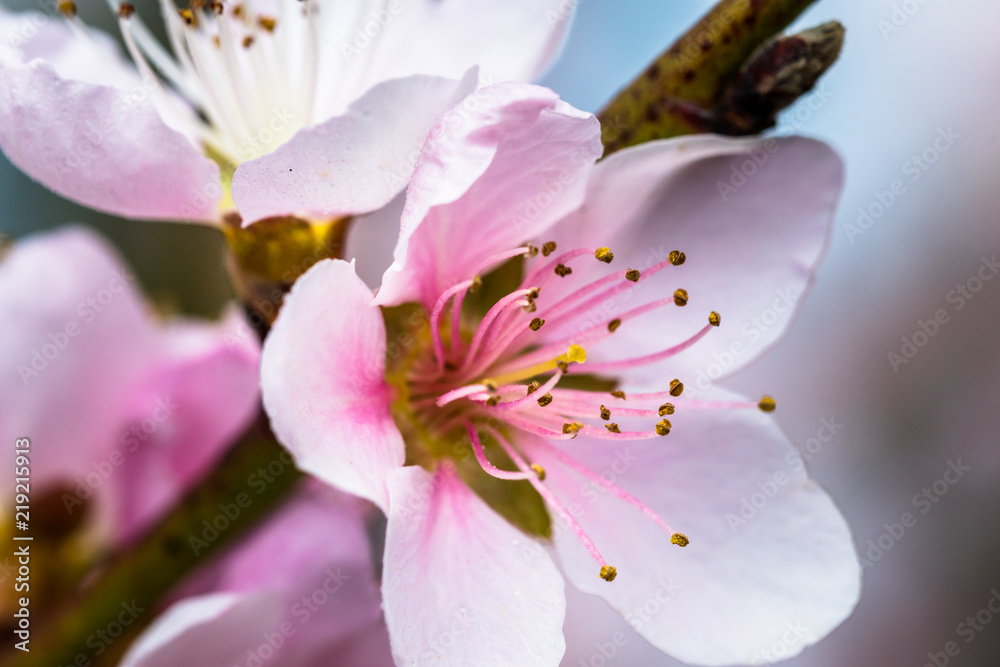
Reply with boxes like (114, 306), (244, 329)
(3, 0), (999, 665)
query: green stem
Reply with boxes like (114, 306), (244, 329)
(598, 0), (820, 153)
(3, 414), (302, 667)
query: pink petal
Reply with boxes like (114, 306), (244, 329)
(543, 135), (842, 387)
(376, 82), (602, 309)
(382, 465), (566, 666)
(0, 59), (220, 222)
(232, 70), (478, 225)
(525, 389), (860, 666)
(118, 592), (283, 667)
(112, 306), (261, 541)
(344, 0), (576, 86)
(0, 227), (156, 493)
(261, 259), (403, 511)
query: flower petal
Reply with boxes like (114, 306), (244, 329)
(0, 227), (155, 492)
(382, 465), (566, 667)
(525, 390), (860, 666)
(376, 82), (602, 309)
(119, 592), (283, 667)
(0, 58), (220, 222)
(261, 259), (403, 511)
(232, 70), (478, 225)
(112, 306), (261, 541)
(543, 135), (842, 387)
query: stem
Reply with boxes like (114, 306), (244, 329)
(598, 0), (821, 153)
(2, 413), (302, 667)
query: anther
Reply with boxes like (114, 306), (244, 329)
(58, 0), (77, 17)
(673, 289), (689, 307)
(600, 565), (618, 582)
(231, 2), (243, 16)
(625, 268), (641, 282)
(562, 422), (584, 436)
(668, 250), (686, 266)
(608, 318), (622, 333)
(658, 403), (675, 416)
(526, 381), (541, 395)
(556, 360), (569, 372)
(605, 423), (621, 433)
(595, 247), (614, 264)
(669, 379), (684, 397)
(257, 15), (276, 31)
(537, 393), (553, 407)
(530, 463), (547, 481)
(670, 532), (690, 547)
(554, 263), (573, 277)
(610, 390), (626, 400)
(655, 419), (672, 436)
(541, 241), (557, 257)
(117, 2), (135, 17)
(708, 311), (721, 327)
(525, 244), (539, 257)
(482, 379), (498, 393)
(600, 405), (611, 420)
(208, 0), (223, 14)
(485, 396), (499, 407)
(465, 275), (482, 293)
(529, 318), (545, 331)
(242, 35), (254, 48)
(758, 395), (777, 413)
(178, 8), (197, 25)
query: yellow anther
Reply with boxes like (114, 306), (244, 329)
(257, 15), (276, 31)
(658, 403), (675, 416)
(554, 263), (573, 277)
(708, 311), (721, 327)
(208, 0), (223, 14)
(669, 250), (686, 266)
(669, 379), (684, 397)
(625, 268), (641, 282)
(595, 247), (614, 264)
(242, 35), (254, 48)
(527, 287), (541, 299)
(607, 318), (622, 333)
(600, 565), (618, 582)
(562, 422), (584, 437)
(482, 379), (498, 393)
(117, 1), (135, 17)
(541, 241), (557, 257)
(530, 463), (546, 481)
(526, 381), (541, 395)
(485, 396), (499, 407)
(537, 393), (553, 407)
(529, 318), (545, 331)
(567, 344), (587, 363)
(231, 2), (243, 16)
(600, 405), (611, 420)
(610, 390), (626, 400)
(655, 419), (672, 436)
(673, 288), (689, 307)
(670, 532), (690, 547)
(525, 243), (539, 257)
(58, 0), (77, 17)
(605, 423), (621, 433)
(557, 360), (569, 372)
(758, 395), (777, 413)
(468, 275), (483, 293)
(178, 8), (197, 25)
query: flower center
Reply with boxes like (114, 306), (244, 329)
(386, 242), (783, 580)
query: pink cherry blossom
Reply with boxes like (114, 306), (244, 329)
(0, 226), (260, 542)
(119, 484), (394, 667)
(0, 0), (574, 224)
(261, 82), (861, 665)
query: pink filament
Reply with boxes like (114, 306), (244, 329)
(466, 423), (536, 480)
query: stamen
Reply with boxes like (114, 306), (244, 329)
(658, 403), (675, 416)
(758, 396), (777, 412)
(673, 289), (689, 307)
(600, 406), (611, 420)
(530, 463), (546, 480)
(541, 241), (557, 256)
(537, 393), (553, 407)
(429, 278), (476, 372)
(436, 383), (493, 407)
(625, 268), (641, 282)
(529, 318), (545, 331)
(554, 263), (572, 277)
(466, 424), (536, 481)
(608, 318), (621, 332)
(610, 390), (626, 400)
(669, 379), (684, 397)
(669, 250), (686, 265)
(709, 311), (721, 327)
(580, 325), (713, 373)
(58, 0), (78, 16)
(605, 423), (621, 433)
(670, 533), (690, 547)
(601, 566), (617, 582)
(595, 247), (614, 264)
(527, 381), (541, 395)
(655, 419), (672, 436)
